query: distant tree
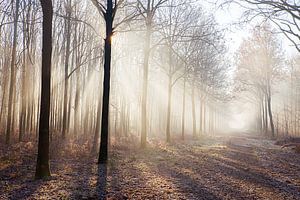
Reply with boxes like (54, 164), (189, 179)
(157, 0), (198, 142)
(5, 0), (20, 145)
(157, 0), (226, 141)
(35, 0), (53, 179)
(236, 24), (282, 137)
(62, 0), (73, 140)
(137, 0), (167, 148)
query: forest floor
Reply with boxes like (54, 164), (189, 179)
(1, 133), (300, 200)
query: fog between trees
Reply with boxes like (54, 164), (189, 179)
(0, 0), (299, 180)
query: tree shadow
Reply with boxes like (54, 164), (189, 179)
(154, 164), (223, 199)
(66, 158), (97, 199)
(7, 179), (48, 200)
(216, 157), (300, 197)
(0, 157), (47, 200)
(205, 146), (300, 198)
(96, 164), (108, 200)
(145, 142), (300, 199)
(125, 145), (223, 199)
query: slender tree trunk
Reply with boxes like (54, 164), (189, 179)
(261, 99), (265, 134)
(11, 91), (17, 138)
(74, 61), (81, 136)
(203, 101), (206, 134)
(264, 96), (268, 135)
(92, 93), (101, 153)
(276, 113), (279, 136)
(199, 97), (203, 135)
(19, 22), (27, 142)
(191, 80), (196, 138)
(166, 45), (173, 143)
(181, 76), (186, 140)
(267, 95), (275, 137)
(98, 0), (113, 164)
(5, 0), (20, 144)
(141, 22), (151, 148)
(35, 0), (53, 179)
(0, 65), (9, 131)
(114, 108), (118, 139)
(62, 0), (72, 139)
(166, 73), (172, 143)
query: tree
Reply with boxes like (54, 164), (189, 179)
(5, 0), (20, 144)
(91, 0), (118, 164)
(62, 0), (73, 140)
(157, 0), (197, 142)
(91, 0), (137, 163)
(235, 24), (282, 137)
(35, 0), (53, 179)
(137, 0), (167, 148)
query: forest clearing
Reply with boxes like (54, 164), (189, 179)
(1, 0), (300, 199)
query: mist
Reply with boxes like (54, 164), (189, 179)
(0, 0), (300, 199)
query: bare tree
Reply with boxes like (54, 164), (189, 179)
(137, 0), (167, 147)
(235, 24), (283, 137)
(5, 0), (20, 144)
(222, 0), (300, 52)
(91, 0), (135, 163)
(35, 0), (53, 179)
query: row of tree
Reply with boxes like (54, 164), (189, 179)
(0, 0), (228, 178)
(235, 24), (300, 137)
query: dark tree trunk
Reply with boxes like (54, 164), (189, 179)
(35, 0), (53, 179)
(98, 0), (113, 164)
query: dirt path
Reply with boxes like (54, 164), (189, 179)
(1, 135), (300, 200)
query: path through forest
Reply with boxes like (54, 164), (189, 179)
(1, 134), (300, 200)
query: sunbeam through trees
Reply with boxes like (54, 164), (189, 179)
(0, 0), (300, 199)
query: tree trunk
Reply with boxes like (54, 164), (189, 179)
(181, 76), (186, 140)
(141, 22), (151, 148)
(92, 92), (102, 153)
(98, 0), (113, 164)
(166, 73), (172, 143)
(203, 101), (206, 134)
(267, 95), (275, 137)
(0, 61), (9, 132)
(5, 0), (20, 144)
(264, 96), (268, 135)
(62, 0), (72, 140)
(166, 45), (173, 143)
(19, 20), (28, 142)
(261, 99), (265, 134)
(191, 80), (196, 138)
(35, 0), (53, 179)
(199, 97), (203, 135)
